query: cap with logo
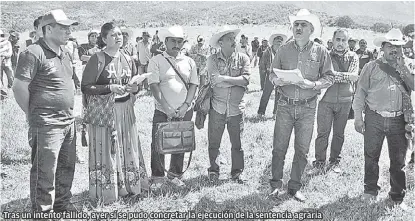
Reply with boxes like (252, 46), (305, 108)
(40, 9), (78, 27)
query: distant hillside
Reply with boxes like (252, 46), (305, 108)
(1, 1), (413, 32)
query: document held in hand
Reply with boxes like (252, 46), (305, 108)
(128, 72), (152, 84)
(272, 68), (305, 83)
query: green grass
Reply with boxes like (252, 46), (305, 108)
(1, 30), (415, 221)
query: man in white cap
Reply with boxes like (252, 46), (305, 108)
(13, 9), (78, 212)
(310, 28), (359, 175)
(353, 28), (414, 208)
(268, 9), (334, 202)
(147, 25), (199, 188)
(257, 33), (287, 118)
(207, 26), (250, 183)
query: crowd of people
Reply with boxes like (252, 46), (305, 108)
(0, 7), (414, 213)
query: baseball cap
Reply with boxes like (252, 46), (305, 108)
(40, 9), (78, 27)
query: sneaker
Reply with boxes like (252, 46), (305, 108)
(168, 177), (186, 187)
(230, 172), (245, 184)
(288, 190), (306, 202)
(269, 187), (284, 197)
(327, 162), (341, 173)
(257, 113), (265, 118)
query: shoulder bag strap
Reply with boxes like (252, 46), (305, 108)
(376, 59), (410, 93)
(96, 51), (106, 81)
(157, 152), (193, 178)
(162, 54), (189, 90)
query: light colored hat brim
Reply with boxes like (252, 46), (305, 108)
(289, 14), (322, 40)
(209, 28), (241, 48)
(269, 34), (288, 43)
(373, 37), (407, 47)
(159, 28), (185, 42)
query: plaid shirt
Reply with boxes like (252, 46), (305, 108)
(330, 50), (359, 83)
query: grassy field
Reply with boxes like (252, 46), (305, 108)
(1, 26), (415, 220)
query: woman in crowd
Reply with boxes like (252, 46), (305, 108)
(78, 30), (100, 65)
(81, 22), (149, 204)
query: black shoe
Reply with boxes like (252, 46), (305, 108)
(208, 172), (219, 182)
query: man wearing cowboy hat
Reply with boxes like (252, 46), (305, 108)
(310, 28), (359, 175)
(207, 26), (250, 183)
(257, 39), (270, 90)
(13, 9), (79, 212)
(147, 25), (199, 188)
(137, 31), (152, 90)
(268, 9), (334, 202)
(257, 33), (287, 118)
(121, 27), (138, 62)
(353, 28), (414, 207)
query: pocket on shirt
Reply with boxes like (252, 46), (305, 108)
(304, 60), (320, 79)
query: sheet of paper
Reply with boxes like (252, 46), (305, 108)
(128, 72), (152, 84)
(272, 68), (305, 83)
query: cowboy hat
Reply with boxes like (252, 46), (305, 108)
(289, 9), (322, 40)
(159, 25), (185, 42)
(120, 27), (133, 38)
(209, 26), (241, 48)
(373, 28), (407, 47)
(269, 33), (287, 44)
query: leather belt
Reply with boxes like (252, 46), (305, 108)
(279, 94), (317, 105)
(374, 110), (403, 118)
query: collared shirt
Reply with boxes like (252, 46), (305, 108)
(147, 51), (199, 113)
(207, 51), (250, 117)
(137, 40), (152, 65)
(353, 57), (404, 113)
(260, 47), (277, 71)
(270, 40), (334, 105)
(78, 43), (99, 65)
(189, 43), (210, 72)
(355, 48), (374, 70)
(322, 50), (359, 103)
(15, 38), (75, 127)
(236, 43), (252, 58)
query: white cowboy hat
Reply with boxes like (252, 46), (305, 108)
(289, 9), (322, 40)
(159, 25), (185, 42)
(269, 33), (288, 44)
(373, 28), (407, 47)
(209, 26), (241, 48)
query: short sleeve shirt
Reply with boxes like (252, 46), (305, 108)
(147, 52), (199, 112)
(15, 38), (75, 127)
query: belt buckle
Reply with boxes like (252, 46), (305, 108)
(292, 98), (300, 105)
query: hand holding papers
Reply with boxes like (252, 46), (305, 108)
(128, 72), (152, 85)
(272, 68), (305, 83)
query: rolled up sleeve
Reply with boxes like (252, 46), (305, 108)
(353, 62), (371, 113)
(240, 53), (251, 82)
(147, 57), (160, 85)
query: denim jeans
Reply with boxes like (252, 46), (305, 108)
(314, 101), (352, 164)
(364, 109), (408, 202)
(29, 123), (76, 212)
(259, 68), (267, 90)
(208, 109), (244, 177)
(257, 73), (279, 115)
(150, 109), (193, 179)
(270, 102), (316, 192)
